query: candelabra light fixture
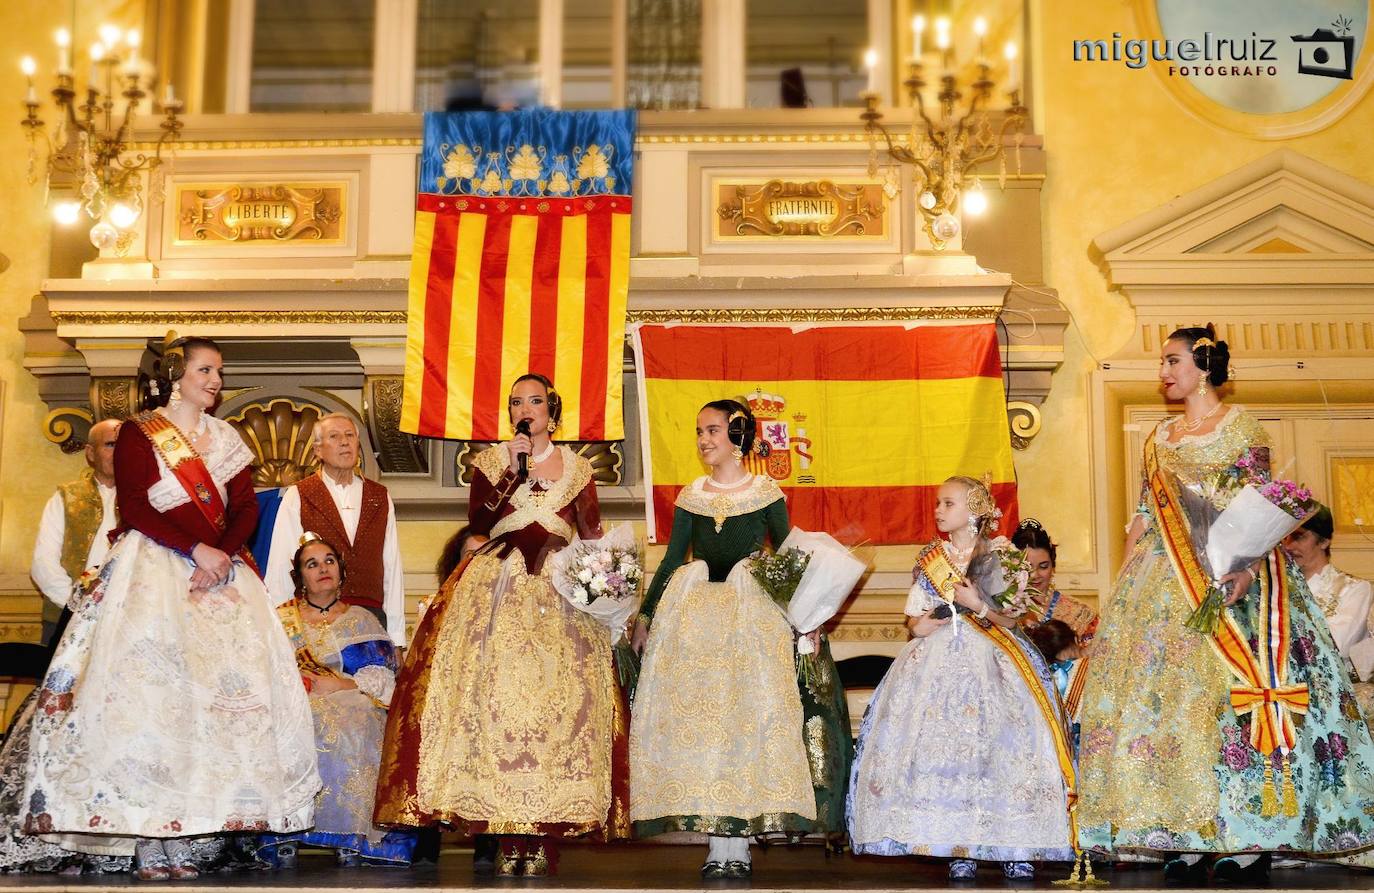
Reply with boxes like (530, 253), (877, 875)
(860, 14), (1027, 250)
(20, 23), (183, 252)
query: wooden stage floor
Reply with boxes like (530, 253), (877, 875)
(0, 844), (1368, 892)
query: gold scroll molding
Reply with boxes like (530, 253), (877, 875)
(364, 376), (430, 474)
(51, 310), (407, 326)
(52, 307), (997, 327)
(92, 377), (140, 421)
(175, 182), (346, 244)
(42, 407), (93, 454)
(455, 441), (623, 486)
(715, 179), (886, 239)
(1007, 400), (1043, 450)
(627, 306), (995, 323)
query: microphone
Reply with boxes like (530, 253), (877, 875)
(515, 419), (532, 479)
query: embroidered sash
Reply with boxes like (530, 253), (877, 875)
(1062, 656), (1089, 722)
(133, 412), (227, 534)
(1144, 428), (1308, 756)
(963, 616), (1080, 849)
(276, 600), (385, 709)
(914, 540), (962, 603)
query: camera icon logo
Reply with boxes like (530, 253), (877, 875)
(1291, 28), (1356, 79)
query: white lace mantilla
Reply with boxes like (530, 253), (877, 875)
(146, 415), (254, 513)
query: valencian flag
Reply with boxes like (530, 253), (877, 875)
(632, 323), (1018, 545)
(401, 109), (635, 441)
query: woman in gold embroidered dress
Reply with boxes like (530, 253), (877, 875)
(374, 374), (628, 877)
(629, 400), (820, 880)
(1077, 326), (1374, 882)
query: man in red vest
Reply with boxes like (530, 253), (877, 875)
(265, 413), (406, 644)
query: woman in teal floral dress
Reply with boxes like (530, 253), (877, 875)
(628, 399), (851, 879)
(1077, 326), (1374, 881)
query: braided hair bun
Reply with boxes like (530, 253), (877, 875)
(1167, 323), (1230, 387)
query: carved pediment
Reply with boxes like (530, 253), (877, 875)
(1095, 149), (1374, 287)
(1093, 150), (1374, 359)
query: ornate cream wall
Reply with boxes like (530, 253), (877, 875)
(1022, 0), (1374, 600)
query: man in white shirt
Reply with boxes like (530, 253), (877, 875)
(266, 413), (407, 645)
(1283, 506), (1374, 679)
(31, 418), (123, 646)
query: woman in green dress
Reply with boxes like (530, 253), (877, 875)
(629, 399), (851, 879)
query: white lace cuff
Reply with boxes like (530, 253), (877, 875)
(352, 664), (396, 707)
(903, 582), (936, 618)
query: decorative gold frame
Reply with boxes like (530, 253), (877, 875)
(173, 181), (348, 245)
(715, 179), (887, 239)
(1130, 0), (1374, 139)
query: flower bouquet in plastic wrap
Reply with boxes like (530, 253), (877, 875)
(1176, 457), (1319, 634)
(751, 528), (869, 689)
(549, 523), (643, 689)
(965, 539), (1040, 620)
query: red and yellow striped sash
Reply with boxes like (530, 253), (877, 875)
(1144, 430), (1306, 755)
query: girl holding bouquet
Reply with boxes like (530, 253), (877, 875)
(373, 374), (629, 876)
(628, 399), (851, 878)
(847, 476), (1075, 880)
(1077, 326), (1374, 880)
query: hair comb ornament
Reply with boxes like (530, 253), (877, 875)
(1193, 337), (1215, 349)
(1018, 517), (1045, 532)
(299, 531), (324, 547)
(161, 330), (187, 382)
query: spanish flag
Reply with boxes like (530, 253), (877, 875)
(401, 110), (635, 441)
(632, 323), (1018, 545)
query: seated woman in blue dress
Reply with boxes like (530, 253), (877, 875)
(259, 533), (417, 867)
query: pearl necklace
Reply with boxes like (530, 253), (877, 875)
(944, 538), (976, 566)
(1176, 401), (1222, 434)
(530, 442), (556, 465)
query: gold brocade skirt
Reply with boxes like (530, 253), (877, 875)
(629, 560), (816, 828)
(1076, 534), (1230, 834)
(388, 551), (620, 833)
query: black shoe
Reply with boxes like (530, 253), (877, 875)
(723, 860), (752, 879)
(701, 860), (727, 879)
(472, 834), (498, 874)
(1213, 853), (1270, 884)
(1163, 856), (1209, 884)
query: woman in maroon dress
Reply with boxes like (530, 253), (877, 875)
(375, 373), (629, 876)
(22, 336), (319, 880)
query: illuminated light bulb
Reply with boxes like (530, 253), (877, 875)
(53, 201), (82, 226)
(126, 29), (141, 49)
(99, 23), (121, 48)
(932, 212), (960, 242)
(973, 17), (988, 37)
(89, 220), (119, 251)
(90, 42), (104, 62)
(109, 202), (140, 229)
(20, 56), (36, 77)
(919, 190), (937, 210)
(55, 28), (70, 48)
(963, 187), (988, 216)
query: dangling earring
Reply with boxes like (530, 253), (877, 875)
(731, 446), (743, 461)
(546, 419), (558, 434)
(169, 381), (183, 406)
(1197, 380), (1209, 397)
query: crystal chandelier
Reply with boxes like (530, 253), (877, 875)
(860, 15), (1027, 250)
(20, 23), (183, 252)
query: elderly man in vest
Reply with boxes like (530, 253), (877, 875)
(266, 412), (407, 645)
(31, 418), (122, 647)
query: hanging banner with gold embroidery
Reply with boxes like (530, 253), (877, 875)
(401, 109), (635, 441)
(631, 323), (1019, 545)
